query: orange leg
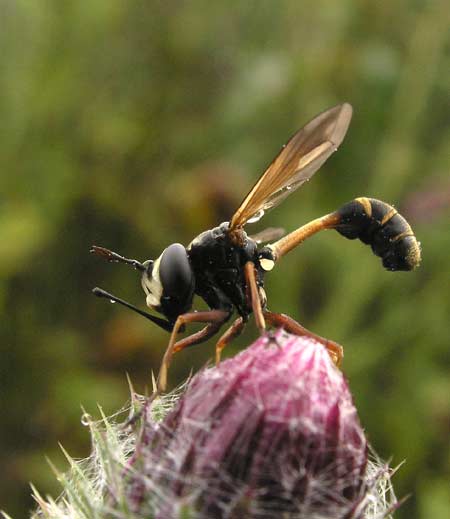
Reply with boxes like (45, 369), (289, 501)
(215, 317), (245, 365)
(157, 310), (229, 392)
(263, 310), (343, 366)
(244, 261), (266, 333)
(172, 323), (224, 354)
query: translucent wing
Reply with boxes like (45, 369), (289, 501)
(249, 227), (285, 244)
(229, 103), (353, 230)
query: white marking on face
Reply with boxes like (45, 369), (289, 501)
(141, 255), (163, 308)
(260, 258), (275, 271)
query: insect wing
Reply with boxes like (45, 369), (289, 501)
(249, 227), (285, 244)
(229, 103), (353, 229)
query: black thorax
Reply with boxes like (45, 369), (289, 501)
(187, 222), (264, 318)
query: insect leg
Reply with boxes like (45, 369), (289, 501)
(215, 317), (245, 365)
(244, 261), (266, 332)
(158, 309), (230, 392)
(263, 310), (343, 366)
(172, 322), (225, 354)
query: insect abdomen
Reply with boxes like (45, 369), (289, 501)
(334, 197), (421, 271)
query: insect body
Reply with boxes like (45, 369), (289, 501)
(91, 103), (421, 391)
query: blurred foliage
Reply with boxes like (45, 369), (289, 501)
(0, 1), (448, 517)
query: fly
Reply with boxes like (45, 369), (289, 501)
(91, 103), (421, 391)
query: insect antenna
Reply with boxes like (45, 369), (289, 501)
(90, 245), (146, 272)
(92, 287), (173, 332)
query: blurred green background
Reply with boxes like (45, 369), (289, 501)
(1, 1), (449, 517)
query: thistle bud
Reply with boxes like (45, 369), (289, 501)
(125, 331), (375, 518)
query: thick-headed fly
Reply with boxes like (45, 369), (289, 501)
(91, 103), (421, 391)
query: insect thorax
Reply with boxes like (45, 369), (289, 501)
(187, 222), (263, 317)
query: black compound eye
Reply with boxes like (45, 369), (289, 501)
(159, 243), (194, 302)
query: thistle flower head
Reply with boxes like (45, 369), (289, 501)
(30, 331), (399, 519)
(125, 331), (373, 518)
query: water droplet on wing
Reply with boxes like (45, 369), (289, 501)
(248, 209), (265, 224)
